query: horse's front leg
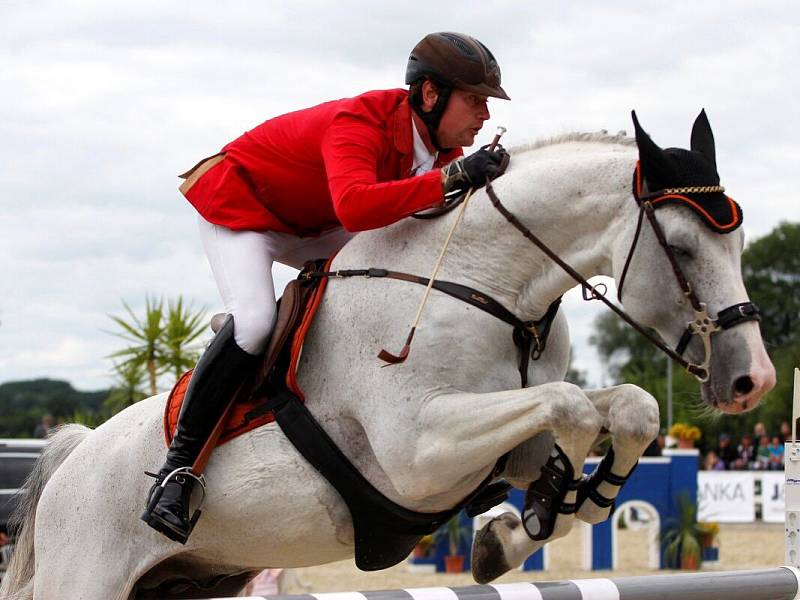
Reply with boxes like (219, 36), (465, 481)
(575, 384), (660, 524)
(373, 382), (603, 583)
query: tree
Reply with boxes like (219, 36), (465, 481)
(740, 222), (800, 433)
(160, 297), (207, 381)
(108, 297), (165, 396)
(0, 379), (107, 437)
(108, 296), (207, 397)
(741, 222), (800, 349)
(104, 360), (148, 415)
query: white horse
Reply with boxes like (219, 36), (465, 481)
(1, 113), (775, 600)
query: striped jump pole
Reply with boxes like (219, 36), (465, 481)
(244, 567), (800, 600)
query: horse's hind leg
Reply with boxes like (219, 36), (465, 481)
(575, 384), (660, 524)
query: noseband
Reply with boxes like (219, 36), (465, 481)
(484, 164), (761, 382)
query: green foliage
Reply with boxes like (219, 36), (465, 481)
(662, 492), (702, 568)
(0, 379), (108, 437)
(104, 360), (148, 414)
(160, 297), (206, 381)
(108, 296), (166, 396)
(589, 221), (800, 448)
(70, 407), (107, 428)
(107, 295), (206, 398)
(741, 222), (800, 348)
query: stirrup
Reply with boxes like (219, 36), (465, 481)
(147, 466), (209, 504)
(522, 444), (580, 540)
(142, 467), (208, 544)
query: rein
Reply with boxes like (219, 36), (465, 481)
(302, 267), (561, 387)
(484, 169), (761, 383)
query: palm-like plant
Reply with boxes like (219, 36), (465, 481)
(108, 295), (209, 398)
(662, 492), (702, 569)
(108, 297), (165, 396)
(160, 297), (207, 381)
(104, 360), (148, 414)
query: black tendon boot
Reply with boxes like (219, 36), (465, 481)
(141, 315), (256, 543)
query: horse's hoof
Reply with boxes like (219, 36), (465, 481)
(471, 512), (517, 583)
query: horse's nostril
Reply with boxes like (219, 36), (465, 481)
(733, 375), (755, 397)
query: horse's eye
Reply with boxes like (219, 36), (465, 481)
(669, 245), (693, 260)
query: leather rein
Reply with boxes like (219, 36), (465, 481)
(302, 266), (561, 387)
(483, 166), (761, 383)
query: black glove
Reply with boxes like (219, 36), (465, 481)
(441, 144), (509, 196)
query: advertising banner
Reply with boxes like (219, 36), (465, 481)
(697, 471), (756, 522)
(761, 471), (786, 523)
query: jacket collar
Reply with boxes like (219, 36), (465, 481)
(393, 95), (414, 155)
(393, 93), (462, 173)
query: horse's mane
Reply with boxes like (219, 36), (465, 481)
(509, 130), (636, 155)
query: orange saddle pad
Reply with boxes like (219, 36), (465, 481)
(162, 261), (330, 448)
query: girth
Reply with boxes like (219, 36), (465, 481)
(263, 388), (502, 571)
(302, 266), (562, 387)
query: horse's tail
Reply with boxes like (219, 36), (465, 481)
(0, 424), (91, 600)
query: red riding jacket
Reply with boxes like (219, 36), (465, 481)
(182, 89), (462, 236)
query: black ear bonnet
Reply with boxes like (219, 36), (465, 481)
(631, 109), (743, 233)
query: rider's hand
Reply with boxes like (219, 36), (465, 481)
(441, 145), (509, 196)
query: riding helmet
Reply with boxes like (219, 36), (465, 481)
(405, 32), (509, 100)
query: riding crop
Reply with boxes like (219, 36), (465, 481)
(378, 125), (506, 364)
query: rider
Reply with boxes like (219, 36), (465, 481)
(141, 32), (511, 544)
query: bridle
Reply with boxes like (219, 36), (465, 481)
(484, 163), (761, 382)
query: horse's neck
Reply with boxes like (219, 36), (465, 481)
(339, 142), (637, 320)
(447, 144), (636, 318)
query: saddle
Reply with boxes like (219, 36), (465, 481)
(163, 258), (331, 450)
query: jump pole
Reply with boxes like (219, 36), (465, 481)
(249, 567), (800, 600)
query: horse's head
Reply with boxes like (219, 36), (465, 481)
(613, 110), (775, 414)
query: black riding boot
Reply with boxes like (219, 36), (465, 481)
(141, 315), (256, 543)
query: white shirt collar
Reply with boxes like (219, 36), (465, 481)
(411, 119), (438, 176)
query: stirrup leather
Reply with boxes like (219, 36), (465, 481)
(522, 444), (581, 541)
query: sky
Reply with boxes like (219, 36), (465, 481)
(0, 1), (797, 393)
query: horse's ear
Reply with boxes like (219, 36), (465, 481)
(690, 108), (717, 169)
(631, 110), (674, 186)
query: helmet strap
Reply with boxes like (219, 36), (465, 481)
(409, 81), (453, 152)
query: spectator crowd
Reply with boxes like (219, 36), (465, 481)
(703, 421), (791, 471)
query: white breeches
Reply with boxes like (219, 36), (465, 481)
(198, 215), (354, 354)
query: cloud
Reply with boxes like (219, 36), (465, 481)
(0, 0), (797, 390)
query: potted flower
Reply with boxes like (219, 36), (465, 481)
(669, 423), (702, 449)
(434, 514), (470, 573)
(697, 521), (719, 548)
(697, 521), (720, 564)
(662, 492), (702, 570)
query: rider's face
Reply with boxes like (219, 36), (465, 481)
(419, 81), (490, 149)
(436, 89), (490, 149)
